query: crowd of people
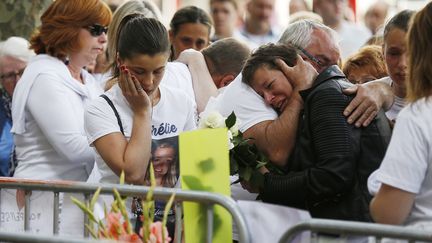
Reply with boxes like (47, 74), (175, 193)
(0, 0), (431, 240)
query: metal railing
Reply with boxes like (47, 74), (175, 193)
(279, 218), (432, 243)
(0, 177), (251, 243)
(0, 231), (114, 243)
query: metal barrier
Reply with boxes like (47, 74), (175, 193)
(0, 231), (114, 243)
(279, 218), (432, 243)
(0, 177), (251, 243)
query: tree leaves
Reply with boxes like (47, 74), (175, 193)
(0, 0), (51, 40)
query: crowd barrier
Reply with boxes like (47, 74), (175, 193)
(279, 218), (432, 243)
(0, 231), (113, 243)
(0, 177), (251, 243)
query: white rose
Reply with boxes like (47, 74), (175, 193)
(199, 111), (226, 129)
(229, 118), (241, 137)
(227, 130), (234, 150)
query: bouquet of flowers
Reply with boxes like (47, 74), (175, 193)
(199, 111), (278, 188)
(72, 166), (174, 243)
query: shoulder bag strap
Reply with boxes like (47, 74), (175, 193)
(100, 94), (125, 135)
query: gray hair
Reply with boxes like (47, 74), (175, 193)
(277, 19), (338, 49)
(0, 36), (35, 63)
(107, 0), (163, 66)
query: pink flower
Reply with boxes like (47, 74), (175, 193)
(146, 221), (171, 243)
(119, 233), (144, 243)
(105, 212), (124, 239)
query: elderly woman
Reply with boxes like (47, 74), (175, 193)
(0, 37), (35, 176)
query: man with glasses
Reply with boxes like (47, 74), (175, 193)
(0, 36), (35, 176)
(208, 20), (393, 168)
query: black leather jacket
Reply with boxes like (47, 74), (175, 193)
(260, 66), (391, 222)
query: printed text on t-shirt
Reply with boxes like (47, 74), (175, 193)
(152, 123), (178, 136)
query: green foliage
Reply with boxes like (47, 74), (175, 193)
(0, 0), (51, 40)
(225, 111), (236, 128)
(227, 113), (283, 187)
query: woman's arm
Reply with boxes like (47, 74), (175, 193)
(343, 79), (394, 127)
(175, 49), (218, 113)
(28, 74), (94, 164)
(370, 184), (415, 224)
(260, 84), (357, 207)
(92, 110), (152, 185)
(86, 70), (153, 185)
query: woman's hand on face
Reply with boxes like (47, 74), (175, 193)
(275, 55), (318, 91)
(119, 65), (152, 114)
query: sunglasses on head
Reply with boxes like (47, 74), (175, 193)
(86, 24), (108, 37)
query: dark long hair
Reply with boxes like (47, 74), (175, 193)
(113, 14), (170, 78)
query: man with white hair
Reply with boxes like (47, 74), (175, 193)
(209, 20), (393, 167)
(0, 36), (35, 176)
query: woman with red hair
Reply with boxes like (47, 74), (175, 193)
(12, 0), (111, 181)
(10, 0), (112, 235)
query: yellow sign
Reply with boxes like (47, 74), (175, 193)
(179, 128), (232, 243)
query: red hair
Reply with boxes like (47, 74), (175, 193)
(30, 0), (112, 60)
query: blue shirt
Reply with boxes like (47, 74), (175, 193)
(0, 97), (13, 176)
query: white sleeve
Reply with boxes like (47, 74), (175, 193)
(84, 97), (121, 145)
(27, 74), (94, 164)
(217, 77), (277, 132)
(374, 110), (428, 194)
(183, 96), (198, 131)
(367, 170), (381, 196)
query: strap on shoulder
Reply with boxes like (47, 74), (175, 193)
(100, 94), (125, 135)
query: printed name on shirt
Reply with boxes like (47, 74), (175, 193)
(151, 123), (178, 136)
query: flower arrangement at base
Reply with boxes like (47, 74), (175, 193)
(72, 166), (174, 243)
(199, 111), (281, 188)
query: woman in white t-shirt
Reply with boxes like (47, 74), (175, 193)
(380, 10), (415, 125)
(370, 3), (432, 229)
(367, 10), (416, 196)
(84, 15), (196, 185)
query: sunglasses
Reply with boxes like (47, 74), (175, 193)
(86, 24), (108, 37)
(295, 46), (324, 67)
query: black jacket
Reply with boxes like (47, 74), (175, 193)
(260, 66), (391, 222)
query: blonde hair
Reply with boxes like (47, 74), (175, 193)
(107, 0), (162, 67)
(406, 2), (432, 103)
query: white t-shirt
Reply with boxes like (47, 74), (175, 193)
(369, 98), (432, 227)
(160, 62), (195, 101)
(13, 69), (100, 181)
(202, 74), (277, 132)
(84, 84), (196, 184)
(371, 76), (405, 122)
(386, 95), (405, 122)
